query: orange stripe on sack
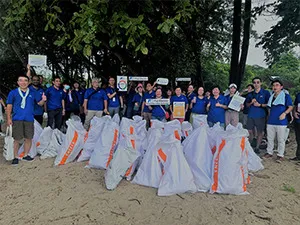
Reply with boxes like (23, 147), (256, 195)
(84, 125), (92, 143)
(158, 148), (167, 162)
(36, 142), (40, 147)
(59, 131), (79, 165)
(240, 166), (247, 192)
(185, 131), (188, 137)
(211, 146), (217, 155)
(106, 129), (119, 168)
(211, 139), (226, 192)
(240, 137), (250, 185)
(240, 137), (245, 152)
(174, 130), (181, 141)
(130, 139), (136, 149)
(125, 165), (133, 177)
(130, 126), (134, 135)
(19, 152), (25, 158)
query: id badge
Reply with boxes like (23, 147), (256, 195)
(113, 97), (116, 102)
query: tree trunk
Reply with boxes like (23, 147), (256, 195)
(237, 0), (251, 87)
(229, 0), (242, 86)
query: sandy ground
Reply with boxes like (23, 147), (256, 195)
(1, 129), (300, 225)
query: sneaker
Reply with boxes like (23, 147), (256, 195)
(276, 156), (284, 163)
(22, 155), (34, 162)
(263, 153), (273, 158)
(12, 158), (19, 165)
(289, 157), (300, 161)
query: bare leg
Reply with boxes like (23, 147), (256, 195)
(13, 140), (20, 158)
(256, 131), (264, 149)
(24, 138), (32, 156)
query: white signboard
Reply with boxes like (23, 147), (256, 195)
(117, 76), (128, 91)
(129, 76), (148, 81)
(145, 98), (170, 105)
(28, 54), (47, 66)
(228, 94), (245, 112)
(176, 77), (191, 82)
(156, 78), (169, 85)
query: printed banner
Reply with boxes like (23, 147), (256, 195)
(145, 98), (170, 105)
(117, 76), (128, 91)
(129, 76), (148, 81)
(173, 102), (185, 118)
(28, 54), (47, 66)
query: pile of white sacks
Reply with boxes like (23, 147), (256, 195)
(23, 114), (264, 196)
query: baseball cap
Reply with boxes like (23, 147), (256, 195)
(229, 83), (237, 89)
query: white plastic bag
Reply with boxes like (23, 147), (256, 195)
(36, 127), (53, 155)
(40, 129), (65, 159)
(183, 125), (213, 192)
(77, 116), (110, 162)
(181, 121), (193, 138)
(18, 120), (43, 158)
(3, 125), (14, 161)
(192, 114), (208, 129)
(54, 118), (87, 166)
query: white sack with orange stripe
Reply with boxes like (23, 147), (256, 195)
(88, 117), (119, 169)
(54, 117), (87, 166)
(36, 126), (53, 155)
(181, 121), (193, 139)
(210, 125), (249, 195)
(77, 116), (111, 162)
(18, 120), (43, 158)
(192, 114), (208, 129)
(105, 134), (140, 190)
(182, 124), (212, 192)
(40, 129), (65, 159)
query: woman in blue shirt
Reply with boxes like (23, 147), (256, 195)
(132, 84), (144, 116)
(170, 87), (188, 123)
(149, 88), (167, 121)
(189, 87), (208, 124)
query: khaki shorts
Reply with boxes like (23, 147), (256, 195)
(12, 121), (34, 140)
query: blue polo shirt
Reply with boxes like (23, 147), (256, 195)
(106, 86), (120, 108)
(45, 86), (65, 111)
(246, 89), (270, 118)
(143, 91), (155, 113)
(267, 93), (293, 126)
(73, 89), (85, 106)
(152, 104), (166, 118)
(132, 93), (143, 111)
(186, 92), (196, 104)
(29, 85), (44, 116)
(191, 96), (208, 114)
(7, 88), (42, 122)
(294, 93), (300, 124)
(84, 88), (108, 111)
(207, 95), (228, 124)
(170, 95), (188, 106)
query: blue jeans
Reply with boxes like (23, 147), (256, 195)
(208, 121), (225, 129)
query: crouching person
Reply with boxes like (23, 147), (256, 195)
(264, 80), (293, 162)
(6, 75), (47, 165)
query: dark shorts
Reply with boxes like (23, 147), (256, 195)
(247, 117), (266, 132)
(12, 121), (34, 140)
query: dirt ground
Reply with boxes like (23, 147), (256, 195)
(0, 129), (300, 225)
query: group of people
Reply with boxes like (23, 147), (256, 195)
(2, 70), (300, 166)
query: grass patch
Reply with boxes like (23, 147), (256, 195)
(282, 184), (296, 193)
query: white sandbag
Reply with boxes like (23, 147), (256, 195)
(40, 129), (65, 159)
(112, 113), (120, 125)
(192, 114), (208, 129)
(18, 120), (43, 158)
(163, 120), (182, 141)
(3, 125), (14, 161)
(210, 125), (249, 195)
(181, 121), (193, 138)
(36, 126), (53, 155)
(246, 140), (264, 172)
(207, 123), (224, 155)
(54, 118), (86, 166)
(132, 128), (164, 188)
(150, 119), (165, 129)
(105, 136), (140, 190)
(157, 138), (197, 196)
(88, 119), (119, 169)
(182, 125), (213, 192)
(77, 116), (110, 162)
(132, 115), (143, 122)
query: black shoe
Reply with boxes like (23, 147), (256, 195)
(22, 155), (34, 162)
(289, 157), (300, 161)
(12, 158), (19, 165)
(254, 148), (260, 154)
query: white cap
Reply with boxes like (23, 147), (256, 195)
(229, 83), (237, 89)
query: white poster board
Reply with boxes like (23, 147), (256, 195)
(176, 77), (191, 82)
(228, 95), (245, 112)
(117, 76), (128, 91)
(173, 102), (185, 118)
(28, 54), (47, 66)
(156, 78), (169, 85)
(129, 76), (148, 81)
(145, 98), (170, 105)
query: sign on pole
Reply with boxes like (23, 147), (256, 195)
(145, 98), (170, 105)
(175, 77), (191, 82)
(156, 78), (169, 85)
(28, 54), (47, 66)
(117, 76), (128, 91)
(129, 76), (148, 81)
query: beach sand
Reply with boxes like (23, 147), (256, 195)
(0, 131), (300, 225)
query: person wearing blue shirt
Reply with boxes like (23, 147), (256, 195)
(225, 83), (243, 127)
(170, 87), (189, 123)
(0, 97), (7, 136)
(150, 88), (167, 121)
(241, 84), (254, 127)
(291, 93), (300, 161)
(246, 77), (271, 153)
(142, 82), (156, 129)
(264, 80), (293, 162)
(72, 81), (85, 124)
(207, 86), (228, 128)
(106, 77), (124, 117)
(189, 87), (208, 124)
(125, 82), (136, 119)
(45, 76), (66, 130)
(83, 78), (108, 130)
(185, 84), (196, 121)
(132, 84), (144, 116)
(29, 75), (45, 125)
(6, 75), (46, 165)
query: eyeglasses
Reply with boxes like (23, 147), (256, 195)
(253, 81), (260, 84)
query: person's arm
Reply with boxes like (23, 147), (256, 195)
(141, 101), (145, 113)
(0, 99), (6, 109)
(62, 99), (65, 115)
(279, 105), (293, 120)
(26, 64), (31, 80)
(6, 104), (12, 126)
(83, 99), (88, 114)
(104, 100), (108, 114)
(119, 95), (123, 108)
(107, 88), (117, 99)
(37, 93), (47, 106)
(215, 102), (228, 109)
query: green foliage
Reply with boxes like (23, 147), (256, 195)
(282, 184), (296, 193)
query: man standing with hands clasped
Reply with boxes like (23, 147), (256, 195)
(264, 80), (293, 162)
(6, 74), (47, 165)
